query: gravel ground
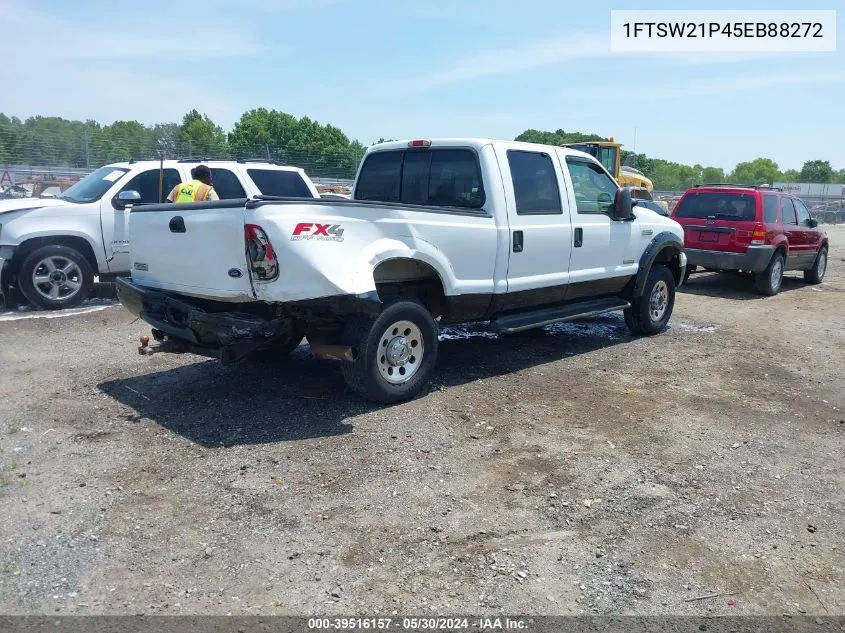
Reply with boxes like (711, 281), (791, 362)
(0, 228), (843, 617)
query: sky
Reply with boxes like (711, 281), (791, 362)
(0, 0), (842, 172)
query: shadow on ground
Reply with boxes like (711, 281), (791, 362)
(680, 271), (809, 300)
(98, 314), (632, 447)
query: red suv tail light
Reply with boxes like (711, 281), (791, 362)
(244, 224), (279, 281)
(750, 223), (767, 246)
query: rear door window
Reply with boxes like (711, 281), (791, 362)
(247, 169), (313, 198)
(209, 168), (246, 199)
(781, 198), (798, 225)
(507, 150), (562, 215)
(673, 192), (756, 220)
(119, 168), (181, 204)
(762, 194), (778, 223)
(355, 148), (485, 208)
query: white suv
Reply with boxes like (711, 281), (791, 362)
(0, 159), (319, 311)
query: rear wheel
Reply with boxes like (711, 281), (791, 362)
(754, 250), (784, 296)
(340, 298), (439, 404)
(804, 246), (827, 285)
(625, 264), (675, 336)
(18, 245), (94, 310)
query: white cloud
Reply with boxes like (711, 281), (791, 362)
(379, 29), (817, 93)
(393, 33), (611, 91)
(642, 70), (845, 100)
(0, 2), (264, 61)
(0, 0), (266, 124)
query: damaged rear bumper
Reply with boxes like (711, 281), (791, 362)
(116, 277), (292, 363)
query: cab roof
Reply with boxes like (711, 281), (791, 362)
(367, 138), (597, 162)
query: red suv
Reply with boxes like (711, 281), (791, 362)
(671, 184), (829, 295)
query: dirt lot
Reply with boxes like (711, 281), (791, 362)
(1, 228), (843, 618)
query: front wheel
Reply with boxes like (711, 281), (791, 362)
(625, 265), (675, 336)
(804, 246), (827, 285)
(18, 245), (94, 310)
(340, 298), (439, 404)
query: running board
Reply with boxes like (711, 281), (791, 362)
(491, 298), (631, 334)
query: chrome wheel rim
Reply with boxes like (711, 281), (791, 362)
(771, 258), (783, 290)
(32, 256), (83, 302)
(377, 320), (423, 385)
(649, 280), (669, 322)
(817, 251), (827, 279)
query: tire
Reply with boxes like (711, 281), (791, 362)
(754, 250), (784, 296)
(18, 245), (94, 310)
(624, 264), (675, 336)
(245, 322), (304, 363)
(803, 246), (827, 285)
(340, 298), (439, 404)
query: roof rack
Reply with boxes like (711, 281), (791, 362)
(128, 156), (160, 164)
(175, 157), (235, 163)
(693, 183), (784, 191)
(235, 158), (287, 166)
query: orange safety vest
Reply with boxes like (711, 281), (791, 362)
(172, 179), (214, 203)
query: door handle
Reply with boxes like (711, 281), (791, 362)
(513, 230), (523, 253)
(574, 228), (583, 248)
(169, 216), (186, 233)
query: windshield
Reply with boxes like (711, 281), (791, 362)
(58, 166), (129, 203)
(596, 147), (617, 174)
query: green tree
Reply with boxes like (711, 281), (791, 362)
(515, 128), (607, 146)
(179, 110), (227, 157)
(729, 158), (782, 185)
(799, 160), (834, 183)
(151, 123), (180, 157)
(781, 169), (801, 182)
(838, 168), (845, 183)
(701, 166), (726, 183)
(229, 108), (365, 178)
(91, 120), (152, 165)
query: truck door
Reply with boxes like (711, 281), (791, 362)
(561, 154), (639, 300)
(494, 145), (573, 310)
(100, 167), (183, 273)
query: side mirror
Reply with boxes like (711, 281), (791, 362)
(612, 187), (634, 221)
(808, 218), (818, 228)
(114, 190), (141, 210)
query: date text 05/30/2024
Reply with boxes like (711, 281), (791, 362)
(307, 617), (529, 630)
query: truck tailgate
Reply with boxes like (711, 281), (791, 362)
(128, 199), (255, 301)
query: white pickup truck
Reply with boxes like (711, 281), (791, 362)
(117, 138), (687, 404)
(0, 160), (320, 311)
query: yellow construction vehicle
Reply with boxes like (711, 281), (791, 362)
(564, 137), (654, 200)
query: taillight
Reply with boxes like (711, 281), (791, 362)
(244, 224), (279, 281)
(751, 224), (767, 245)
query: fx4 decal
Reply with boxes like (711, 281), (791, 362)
(291, 222), (345, 242)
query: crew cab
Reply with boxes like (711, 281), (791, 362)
(116, 138), (687, 404)
(671, 184), (828, 295)
(0, 160), (319, 311)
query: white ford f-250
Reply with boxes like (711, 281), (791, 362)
(0, 160), (319, 311)
(117, 138), (687, 404)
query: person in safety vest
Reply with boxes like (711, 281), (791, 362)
(166, 165), (219, 203)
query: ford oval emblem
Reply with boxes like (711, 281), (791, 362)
(228, 268), (243, 278)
